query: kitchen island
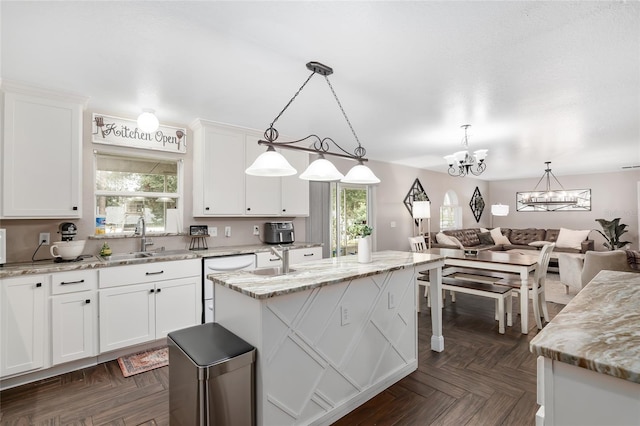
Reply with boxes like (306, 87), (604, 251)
(209, 250), (445, 426)
(530, 270), (640, 426)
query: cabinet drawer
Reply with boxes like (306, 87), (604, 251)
(52, 270), (98, 295)
(99, 259), (200, 288)
(256, 251), (283, 268)
(290, 247), (323, 264)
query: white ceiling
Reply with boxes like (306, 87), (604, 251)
(2, 1), (639, 180)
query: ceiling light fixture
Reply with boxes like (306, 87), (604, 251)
(444, 124), (488, 177)
(245, 61), (380, 184)
(137, 109), (159, 133)
(522, 161), (577, 207)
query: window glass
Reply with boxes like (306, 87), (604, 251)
(330, 184), (370, 257)
(440, 190), (462, 230)
(95, 153), (181, 234)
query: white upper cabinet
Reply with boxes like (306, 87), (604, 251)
(191, 119), (246, 216)
(1, 82), (88, 218)
(191, 119), (309, 217)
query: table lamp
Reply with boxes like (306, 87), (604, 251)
(491, 204), (509, 227)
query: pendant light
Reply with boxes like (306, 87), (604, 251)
(246, 61), (380, 184)
(245, 146), (297, 176)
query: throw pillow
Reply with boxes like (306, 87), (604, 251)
(490, 227), (511, 245)
(626, 250), (640, 271)
(448, 236), (465, 249)
(436, 232), (457, 247)
(477, 232), (495, 245)
(555, 228), (590, 250)
(479, 228), (490, 233)
(528, 241), (552, 247)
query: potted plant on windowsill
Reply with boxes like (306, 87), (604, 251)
(350, 223), (373, 263)
(595, 218), (631, 250)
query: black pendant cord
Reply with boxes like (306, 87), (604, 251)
(324, 76), (366, 158)
(265, 70), (316, 142)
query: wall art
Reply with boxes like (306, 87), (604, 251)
(469, 186), (485, 223)
(403, 178), (429, 227)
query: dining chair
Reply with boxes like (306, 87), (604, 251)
(409, 236), (456, 307)
(408, 236), (427, 252)
(498, 243), (555, 329)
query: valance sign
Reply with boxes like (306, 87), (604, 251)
(92, 113), (187, 153)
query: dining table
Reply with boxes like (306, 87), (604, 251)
(425, 248), (539, 334)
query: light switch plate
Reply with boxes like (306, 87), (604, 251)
(210, 227), (218, 237)
(341, 305), (350, 326)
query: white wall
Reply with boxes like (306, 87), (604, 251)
(489, 171), (640, 250)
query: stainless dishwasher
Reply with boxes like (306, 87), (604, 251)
(203, 255), (256, 323)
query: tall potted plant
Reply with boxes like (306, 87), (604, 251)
(594, 218), (631, 250)
(350, 223), (373, 263)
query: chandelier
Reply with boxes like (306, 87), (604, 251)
(245, 61), (380, 184)
(522, 162), (577, 207)
(444, 124), (488, 177)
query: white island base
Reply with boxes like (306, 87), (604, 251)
(215, 266), (419, 426)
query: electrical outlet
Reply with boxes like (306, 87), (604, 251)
(341, 305), (351, 326)
(210, 227), (218, 237)
(253, 225), (260, 236)
(225, 226), (231, 237)
(39, 232), (50, 245)
(388, 292), (396, 309)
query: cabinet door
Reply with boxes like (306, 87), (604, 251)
(193, 123), (246, 216)
(2, 91), (83, 218)
(155, 277), (199, 338)
(1, 275), (48, 377)
(281, 150), (310, 216)
(245, 137), (282, 216)
(51, 292), (97, 365)
(99, 283), (155, 352)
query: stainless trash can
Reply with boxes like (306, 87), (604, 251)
(168, 322), (256, 426)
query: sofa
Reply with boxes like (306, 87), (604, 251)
(429, 227), (595, 254)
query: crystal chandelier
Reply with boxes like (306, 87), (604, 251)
(444, 124), (488, 177)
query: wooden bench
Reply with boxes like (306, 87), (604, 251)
(418, 275), (513, 334)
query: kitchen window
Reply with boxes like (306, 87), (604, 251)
(94, 152), (183, 234)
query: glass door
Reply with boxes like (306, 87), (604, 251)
(330, 183), (370, 258)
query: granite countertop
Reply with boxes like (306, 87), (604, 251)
(530, 270), (640, 383)
(208, 250), (445, 299)
(0, 242), (322, 278)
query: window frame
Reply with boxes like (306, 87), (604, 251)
(93, 150), (184, 235)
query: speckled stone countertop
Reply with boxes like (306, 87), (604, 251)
(530, 270), (640, 383)
(209, 250), (445, 299)
(0, 242), (321, 278)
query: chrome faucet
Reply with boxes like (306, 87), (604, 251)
(135, 216), (153, 252)
(270, 245), (290, 274)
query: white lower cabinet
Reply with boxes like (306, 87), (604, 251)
(0, 275), (48, 377)
(50, 270), (98, 365)
(98, 259), (201, 353)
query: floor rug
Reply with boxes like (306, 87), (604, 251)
(544, 272), (577, 305)
(117, 346), (168, 377)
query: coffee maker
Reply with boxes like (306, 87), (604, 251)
(59, 222), (78, 241)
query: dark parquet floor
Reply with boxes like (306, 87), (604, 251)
(0, 292), (564, 425)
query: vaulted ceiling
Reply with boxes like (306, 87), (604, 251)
(2, 1), (639, 180)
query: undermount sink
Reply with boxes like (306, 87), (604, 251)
(100, 249), (193, 262)
(251, 267), (295, 277)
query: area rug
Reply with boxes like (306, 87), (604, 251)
(117, 346), (168, 377)
(544, 272), (576, 305)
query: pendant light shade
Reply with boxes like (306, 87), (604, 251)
(245, 146), (297, 176)
(300, 155), (344, 181)
(137, 109), (159, 133)
(341, 163), (380, 184)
